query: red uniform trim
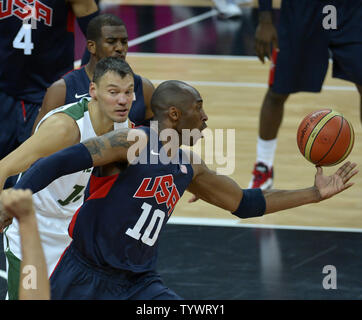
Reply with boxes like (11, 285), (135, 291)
(88, 174), (119, 200)
(68, 174), (118, 241)
(20, 100), (26, 121)
(66, 8), (75, 33)
(268, 48), (279, 87)
(68, 206), (81, 239)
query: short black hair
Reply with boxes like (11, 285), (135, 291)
(151, 80), (198, 116)
(87, 14), (126, 41)
(93, 57), (134, 84)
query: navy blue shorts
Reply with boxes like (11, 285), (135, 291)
(50, 244), (182, 300)
(0, 91), (40, 187)
(270, 0), (362, 94)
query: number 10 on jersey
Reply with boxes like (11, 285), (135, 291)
(126, 202), (166, 247)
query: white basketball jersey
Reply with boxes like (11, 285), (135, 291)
(5, 98), (129, 276)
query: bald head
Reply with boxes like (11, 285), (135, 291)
(151, 80), (201, 117)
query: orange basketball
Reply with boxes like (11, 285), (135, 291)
(297, 109), (354, 166)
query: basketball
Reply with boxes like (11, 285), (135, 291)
(297, 109), (354, 166)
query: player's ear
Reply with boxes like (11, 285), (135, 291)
(168, 106), (181, 121)
(87, 40), (96, 55)
(89, 82), (97, 99)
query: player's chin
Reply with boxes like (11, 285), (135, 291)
(113, 112), (129, 123)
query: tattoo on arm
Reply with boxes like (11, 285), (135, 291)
(108, 130), (132, 148)
(83, 139), (106, 158)
(83, 129), (132, 163)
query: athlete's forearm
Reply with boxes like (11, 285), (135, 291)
(19, 214), (50, 300)
(14, 144), (93, 194)
(263, 187), (320, 214)
(0, 144), (39, 188)
(70, 0), (99, 36)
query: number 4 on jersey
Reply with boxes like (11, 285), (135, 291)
(13, 24), (34, 55)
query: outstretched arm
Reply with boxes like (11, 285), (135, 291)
(262, 162), (358, 213)
(188, 154), (358, 217)
(12, 128), (148, 195)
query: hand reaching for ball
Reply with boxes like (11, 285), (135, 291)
(314, 161), (358, 201)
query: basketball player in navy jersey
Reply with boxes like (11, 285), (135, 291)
(249, 0), (362, 190)
(7, 80), (358, 299)
(0, 57), (135, 300)
(32, 14), (155, 131)
(0, 0), (99, 188)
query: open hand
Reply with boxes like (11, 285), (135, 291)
(314, 161), (358, 201)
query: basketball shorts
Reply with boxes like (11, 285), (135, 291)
(269, 0), (362, 94)
(0, 91), (40, 187)
(50, 244), (182, 300)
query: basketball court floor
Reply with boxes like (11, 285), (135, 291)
(1, 0), (362, 300)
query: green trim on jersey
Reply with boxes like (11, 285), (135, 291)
(62, 98), (89, 121)
(4, 249), (20, 300)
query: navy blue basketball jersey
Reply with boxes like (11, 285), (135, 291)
(63, 66), (147, 126)
(68, 127), (193, 273)
(0, 0), (75, 104)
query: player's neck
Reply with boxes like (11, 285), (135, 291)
(88, 100), (114, 136)
(84, 59), (97, 80)
(152, 117), (182, 149)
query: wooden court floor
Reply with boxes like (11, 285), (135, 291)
(126, 53), (362, 230)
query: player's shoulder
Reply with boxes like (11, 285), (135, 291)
(140, 75), (154, 88)
(38, 100), (88, 130)
(44, 78), (67, 102)
(62, 66), (87, 81)
(48, 78), (66, 91)
(180, 148), (204, 177)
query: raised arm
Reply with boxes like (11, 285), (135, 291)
(69, 0), (98, 17)
(68, 0), (99, 36)
(0, 189), (50, 300)
(188, 153), (358, 218)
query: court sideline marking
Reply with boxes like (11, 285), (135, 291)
(168, 216), (362, 233)
(148, 79), (356, 91)
(76, 10), (356, 94)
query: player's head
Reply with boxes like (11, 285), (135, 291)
(151, 80), (208, 146)
(90, 57), (134, 123)
(87, 14), (128, 61)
